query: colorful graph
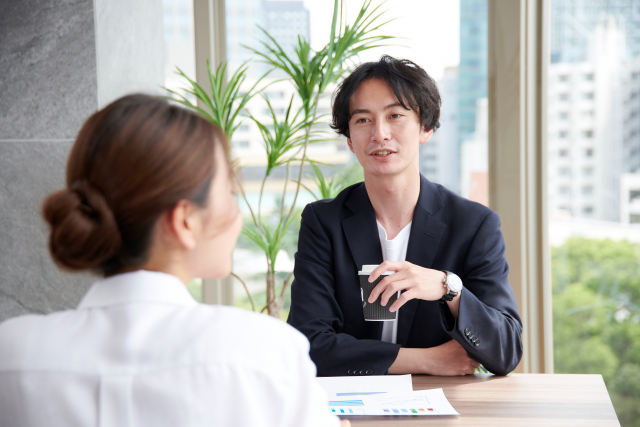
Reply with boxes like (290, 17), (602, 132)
(331, 408), (365, 415)
(329, 400), (364, 406)
(382, 408), (435, 414)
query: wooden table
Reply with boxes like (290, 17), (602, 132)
(341, 373), (620, 426)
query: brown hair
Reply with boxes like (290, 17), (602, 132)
(43, 94), (226, 275)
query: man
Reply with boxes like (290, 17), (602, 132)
(287, 55), (522, 377)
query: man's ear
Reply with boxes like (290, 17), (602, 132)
(163, 200), (198, 250)
(419, 128), (434, 145)
(347, 137), (355, 153)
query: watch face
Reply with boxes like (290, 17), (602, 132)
(447, 273), (463, 292)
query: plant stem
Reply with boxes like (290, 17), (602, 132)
(257, 173), (268, 229)
(234, 170), (264, 233)
(281, 99), (320, 236)
(280, 270), (294, 298)
(280, 160), (291, 221)
(231, 272), (255, 312)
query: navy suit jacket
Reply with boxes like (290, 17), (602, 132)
(287, 174), (523, 376)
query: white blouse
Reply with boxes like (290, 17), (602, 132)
(0, 270), (339, 427)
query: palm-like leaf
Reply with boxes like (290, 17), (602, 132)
(165, 61), (269, 141)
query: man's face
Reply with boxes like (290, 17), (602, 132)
(347, 78), (432, 178)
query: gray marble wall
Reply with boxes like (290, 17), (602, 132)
(0, 0), (165, 323)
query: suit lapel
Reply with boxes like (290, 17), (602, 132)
(396, 175), (447, 347)
(341, 183), (384, 339)
(340, 176), (448, 345)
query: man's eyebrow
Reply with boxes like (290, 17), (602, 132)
(350, 102), (408, 117)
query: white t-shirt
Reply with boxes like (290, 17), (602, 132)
(0, 270), (338, 427)
(376, 220), (412, 344)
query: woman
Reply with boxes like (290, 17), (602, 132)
(0, 94), (347, 427)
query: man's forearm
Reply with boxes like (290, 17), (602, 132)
(387, 347), (429, 374)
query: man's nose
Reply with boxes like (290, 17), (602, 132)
(371, 119), (391, 142)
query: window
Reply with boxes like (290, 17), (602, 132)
(548, 5), (640, 422)
(238, 124), (250, 132)
(559, 167), (571, 176)
(237, 141), (250, 147)
(559, 149), (569, 157)
(559, 74), (570, 82)
(559, 186), (571, 195)
(559, 112), (569, 120)
(559, 93), (570, 101)
(559, 130), (569, 138)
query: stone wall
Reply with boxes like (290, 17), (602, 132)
(0, 0), (164, 322)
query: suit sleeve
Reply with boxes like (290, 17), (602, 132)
(287, 204), (401, 377)
(440, 210), (523, 375)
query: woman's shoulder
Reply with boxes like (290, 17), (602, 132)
(0, 310), (78, 370)
(193, 304), (309, 350)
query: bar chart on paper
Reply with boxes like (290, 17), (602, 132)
(317, 376), (458, 416)
(360, 391), (456, 416)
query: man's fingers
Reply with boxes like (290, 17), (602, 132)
(380, 281), (404, 306)
(368, 261), (403, 283)
(389, 289), (415, 312)
(471, 360), (481, 369)
(368, 270), (407, 303)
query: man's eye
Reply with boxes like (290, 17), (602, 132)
(355, 118), (368, 123)
(390, 114), (402, 119)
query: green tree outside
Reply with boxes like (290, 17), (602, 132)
(552, 237), (640, 426)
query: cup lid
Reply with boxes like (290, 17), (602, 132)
(358, 264), (395, 275)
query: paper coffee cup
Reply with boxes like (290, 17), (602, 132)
(358, 264), (398, 321)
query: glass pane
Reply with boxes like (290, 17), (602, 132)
(163, 0), (199, 301)
(226, 0), (486, 319)
(548, 2), (640, 425)
(163, 0), (196, 101)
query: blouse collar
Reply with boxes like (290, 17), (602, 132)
(77, 270), (198, 309)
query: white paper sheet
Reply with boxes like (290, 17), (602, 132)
(359, 388), (459, 416)
(317, 376), (458, 417)
(317, 375), (413, 411)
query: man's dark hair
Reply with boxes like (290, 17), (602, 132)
(331, 55), (441, 138)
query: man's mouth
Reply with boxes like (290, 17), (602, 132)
(371, 150), (395, 156)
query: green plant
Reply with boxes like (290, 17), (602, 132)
(170, 0), (393, 319)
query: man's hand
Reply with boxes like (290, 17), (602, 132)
(340, 420), (351, 427)
(367, 261), (447, 312)
(423, 340), (480, 375)
(388, 340), (480, 375)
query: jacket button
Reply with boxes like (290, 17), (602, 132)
(465, 328), (470, 336)
(347, 369), (353, 375)
(366, 370), (373, 375)
(359, 370), (366, 375)
(474, 341), (479, 346)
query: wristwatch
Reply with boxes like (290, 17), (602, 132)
(438, 271), (463, 304)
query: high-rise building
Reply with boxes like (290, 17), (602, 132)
(458, 0), (487, 146)
(550, 0), (640, 63)
(226, 0), (310, 77)
(421, 66), (460, 193)
(547, 16), (640, 221)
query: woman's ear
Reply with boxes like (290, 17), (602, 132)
(162, 200), (199, 250)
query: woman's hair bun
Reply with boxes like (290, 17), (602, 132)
(42, 181), (122, 271)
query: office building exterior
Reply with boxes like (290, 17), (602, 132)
(548, 16), (640, 222)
